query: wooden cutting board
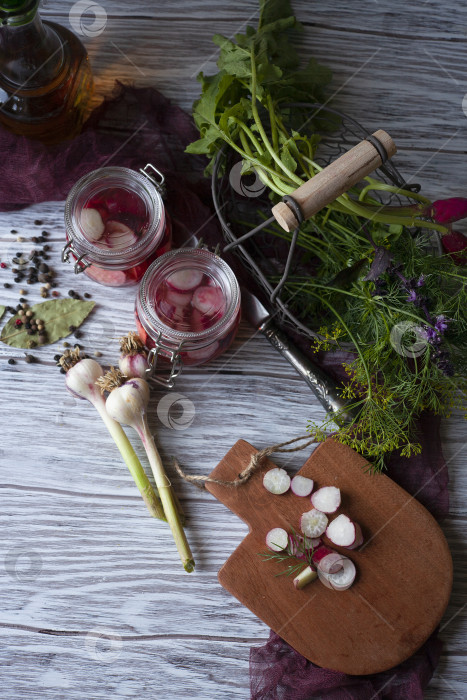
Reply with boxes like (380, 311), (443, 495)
(205, 438), (452, 675)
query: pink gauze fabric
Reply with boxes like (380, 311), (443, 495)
(0, 83), (449, 700)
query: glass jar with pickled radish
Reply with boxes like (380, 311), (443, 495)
(135, 248), (241, 381)
(62, 165), (171, 287)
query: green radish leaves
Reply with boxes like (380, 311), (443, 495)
(1, 298), (95, 348)
(186, 0), (332, 177)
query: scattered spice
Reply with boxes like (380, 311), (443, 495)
(14, 319), (22, 327)
(0, 262), (7, 269)
(16, 237), (24, 243)
(19, 290), (26, 296)
(25, 354), (37, 363)
(52, 290), (60, 297)
(94, 350), (102, 357)
(7, 358), (15, 365)
(34, 219), (43, 225)
(3, 283), (11, 289)
(84, 292), (91, 299)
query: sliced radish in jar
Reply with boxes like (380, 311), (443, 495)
(263, 468), (291, 495)
(291, 475), (314, 497)
(311, 486), (341, 513)
(318, 554), (356, 591)
(165, 288), (193, 307)
(265, 528), (289, 552)
(346, 523), (364, 550)
(167, 269), (203, 292)
(192, 285), (225, 316)
(81, 208), (105, 242)
(326, 514), (356, 547)
(85, 266), (127, 286)
(105, 220), (137, 249)
(300, 508), (328, 538)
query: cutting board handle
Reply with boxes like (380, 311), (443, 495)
(271, 129), (397, 232)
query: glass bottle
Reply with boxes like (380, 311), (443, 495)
(63, 164), (172, 287)
(0, 0), (93, 143)
(135, 248), (241, 384)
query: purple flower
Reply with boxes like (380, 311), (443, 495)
(435, 315), (450, 334)
(423, 326), (438, 342)
(406, 290), (418, 303)
(416, 275), (425, 287)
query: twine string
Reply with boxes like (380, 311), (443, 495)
(173, 434), (323, 490)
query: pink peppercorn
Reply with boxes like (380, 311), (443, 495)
(0, 262), (6, 269)
(15, 319), (22, 327)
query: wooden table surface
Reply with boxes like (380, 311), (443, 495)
(1, 1), (466, 698)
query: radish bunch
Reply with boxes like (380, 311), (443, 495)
(263, 465), (364, 591)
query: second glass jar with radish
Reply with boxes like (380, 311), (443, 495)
(135, 248), (241, 382)
(62, 164), (171, 287)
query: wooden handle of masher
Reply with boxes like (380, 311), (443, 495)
(271, 129), (397, 232)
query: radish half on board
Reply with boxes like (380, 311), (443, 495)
(311, 486), (341, 513)
(300, 509), (328, 538)
(291, 475), (314, 497)
(265, 528), (289, 552)
(263, 468), (291, 495)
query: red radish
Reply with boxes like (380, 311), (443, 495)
(291, 475), (314, 497)
(311, 486), (341, 513)
(311, 544), (336, 566)
(293, 566), (318, 590)
(81, 207), (105, 241)
(265, 528), (289, 552)
(317, 554), (356, 591)
(104, 220), (137, 248)
(287, 534), (318, 560)
(300, 508), (328, 538)
(346, 523), (364, 550)
(326, 514), (357, 547)
(192, 285), (225, 316)
(263, 467), (291, 495)
(167, 269), (203, 291)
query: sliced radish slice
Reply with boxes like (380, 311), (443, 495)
(266, 528), (289, 552)
(287, 534), (321, 559)
(326, 514), (356, 547)
(300, 508), (328, 538)
(291, 475), (314, 497)
(192, 285), (225, 316)
(346, 523), (364, 550)
(85, 266), (127, 286)
(81, 207), (105, 242)
(105, 220), (137, 249)
(311, 486), (341, 513)
(293, 566), (318, 590)
(263, 468), (291, 495)
(167, 269), (203, 291)
(316, 551), (344, 575)
(318, 554), (356, 591)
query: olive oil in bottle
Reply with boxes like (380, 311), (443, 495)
(0, 0), (93, 143)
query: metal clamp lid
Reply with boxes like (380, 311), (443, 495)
(61, 240), (91, 274)
(146, 332), (184, 388)
(140, 163), (167, 200)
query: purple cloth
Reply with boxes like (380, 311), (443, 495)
(0, 83), (449, 700)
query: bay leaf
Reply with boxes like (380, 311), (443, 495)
(0, 298), (95, 348)
(0, 306), (5, 322)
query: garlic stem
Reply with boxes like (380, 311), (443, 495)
(94, 402), (166, 521)
(137, 416), (195, 572)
